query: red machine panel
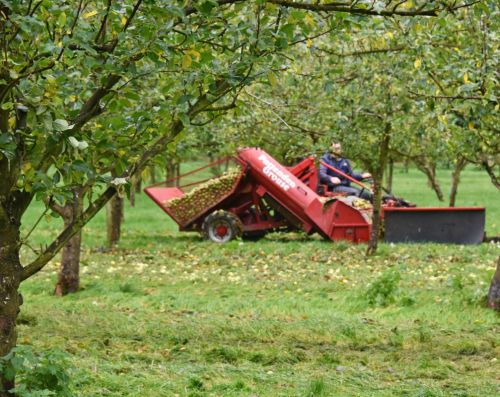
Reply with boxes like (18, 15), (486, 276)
(237, 148), (371, 241)
(238, 148), (319, 227)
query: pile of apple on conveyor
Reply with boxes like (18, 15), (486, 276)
(164, 169), (241, 224)
(319, 196), (372, 210)
(351, 198), (372, 210)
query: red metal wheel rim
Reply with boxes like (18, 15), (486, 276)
(215, 224), (229, 238)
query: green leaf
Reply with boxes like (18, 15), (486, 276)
(275, 37), (288, 49)
(196, 1), (217, 16)
(68, 136), (88, 150)
(178, 113), (190, 126)
(0, 134), (13, 145)
(3, 364), (15, 381)
(166, 5), (185, 18)
(71, 160), (89, 173)
(57, 11), (67, 27)
(324, 81), (334, 94)
(177, 94), (194, 105)
(124, 91), (140, 100)
(279, 24), (295, 39)
(53, 119), (72, 132)
(182, 54), (192, 69)
(268, 72), (278, 89)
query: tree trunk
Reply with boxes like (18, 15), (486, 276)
(449, 157), (467, 207)
(166, 158), (178, 187)
(209, 154), (221, 176)
(149, 165), (156, 184)
(54, 193), (83, 296)
(415, 160), (444, 201)
(135, 175), (142, 192)
(403, 158), (409, 174)
(367, 123), (391, 255)
(176, 163), (181, 186)
(107, 194), (124, 248)
(129, 174), (142, 208)
(488, 255), (500, 310)
(386, 157), (394, 193)
(481, 159), (499, 190)
(129, 177), (136, 208)
(54, 231), (82, 296)
(0, 200), (23, 395)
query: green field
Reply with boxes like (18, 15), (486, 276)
(17, 165), (500, 396)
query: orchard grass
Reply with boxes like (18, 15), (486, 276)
(17, 164), (499, 396)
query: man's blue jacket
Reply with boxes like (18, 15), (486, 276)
(319, 153), (363, 187)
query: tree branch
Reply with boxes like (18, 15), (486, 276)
(407, 89), (490, 102)
(20, 77), (240, 281)
(185, 0), (246, 16)
(122, 0), (143, 33)
(20, 185), (118, 281)
(267, 0), (441, 16)
(317, 45), (406, 57)
(481, 160), (500, 190)
(71, 74), (122, 130)
(21, 206), (50, 243)
(290, 28), (335, 46)
(426, 69), (448, 95)
(287, 121), (327, 136)
(244, 91), (294, 131)
(95, 0), (112, 43)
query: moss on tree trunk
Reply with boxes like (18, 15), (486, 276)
(0, 201), (23, 395)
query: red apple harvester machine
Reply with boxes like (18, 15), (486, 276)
(144, 147), (485, 244)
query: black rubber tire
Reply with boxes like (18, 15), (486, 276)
(201, 210), (243, 243)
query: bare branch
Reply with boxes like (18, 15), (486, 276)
(291, 28), (335, 46)
(71, 74), (122, 130)
(426, 70), (448, 96)
(482, 161), (500, 190)
(287, 121), (327, 136)
(317, 45), (406, 57)
(200, 102), (237, 112)
(267, 0), (479, 16)
(122, 0), (143, 33)
(95, 0), (112, 43)
(22, 206), (50, 243)
(244, 90), (294, 131)
(407, 89), (493, 102)
(267, 0), (441, 16)
(185, 0), (246, 16)
(190, 116), (219, 126)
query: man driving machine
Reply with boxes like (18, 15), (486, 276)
(319, 141), (372, 201)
